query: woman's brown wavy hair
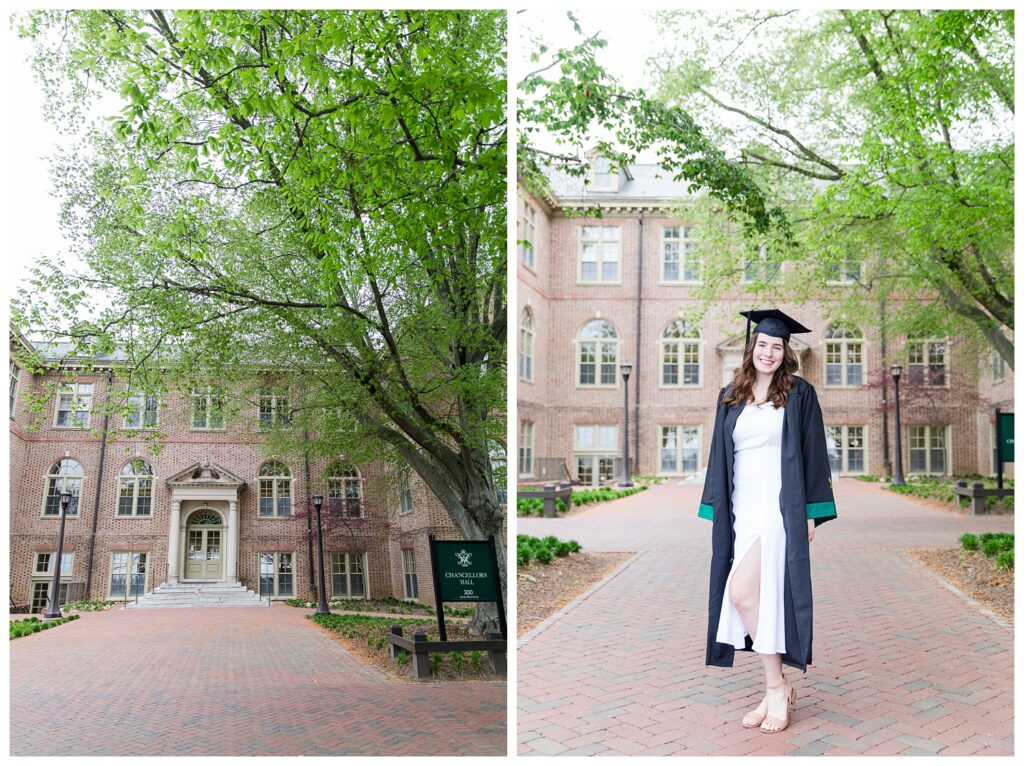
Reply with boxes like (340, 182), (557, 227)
(721, 333), (799, 408)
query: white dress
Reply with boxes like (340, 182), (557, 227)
(715, 402), (788, 655)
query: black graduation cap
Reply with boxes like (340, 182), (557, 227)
(740, 309), (812, 345)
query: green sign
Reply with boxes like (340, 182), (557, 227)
(433, 540), (498, 602)
(998, 412), (1014, 462)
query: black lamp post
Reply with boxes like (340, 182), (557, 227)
(619, 363), (633, 488)
(891, 363), (906, 486)
(311, 495), (330, 615)
(43, 491), (73, 619)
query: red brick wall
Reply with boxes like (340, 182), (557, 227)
(9, 365), (465, 605)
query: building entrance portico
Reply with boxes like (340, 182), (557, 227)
(165, 460), (246, 585)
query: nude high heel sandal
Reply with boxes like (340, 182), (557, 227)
(759, 680), (796, 733)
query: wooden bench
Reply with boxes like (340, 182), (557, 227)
(953, 480), (1014, 515)
(387, 625), (506, 680)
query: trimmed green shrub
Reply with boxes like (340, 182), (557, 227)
(960, 533), (980, 551)
(995, 549), (1014, 571)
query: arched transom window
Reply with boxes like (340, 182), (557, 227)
(118, 459), (153, 517)
(661, 320), (701, 386)
(44, 459), (83, 517)
(578, 320), (618, 386)
(824, 324), (864, 386)
(259, 461), (292, 517)
(327, 461), (362, 518)
(519, 308), (535, 382)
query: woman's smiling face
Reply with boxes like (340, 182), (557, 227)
(752, 333), (785, 375)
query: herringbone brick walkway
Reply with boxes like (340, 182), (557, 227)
(10, 604), (505, 756)
(517, 480), (1013, 756)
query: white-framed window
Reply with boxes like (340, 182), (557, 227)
(330, 552), (367, 599)
(398, 468), (413, 514)
(662, 226), (700, 283)
(579, 226), (620, 283)
(590, 156), (618, 191)
(574, 425), (618, 487)
(519, 420), (534, 477)
(826, 257), (862, 285)
(521, 203), (536, 270)
(117, 459), (153, 516)
(578, 319), (619, 387)
(43, 459), (83, 517)
(824, 324), (864, 387)
(661, 320), (701, 387)
(125, 392), (159, 429)
(258, 387), (290, 430)
(489, 440), (507, 505)
(109, 552), (147, 598)
(327, 461), (362, 518)
(10, 361), (20, 417)
(519, 307), (535, 382)
(34, 551), (74, 576)
(992, 353), (1005, 382)
(402, 549), (419, 600)
(31, 552), (74, 613)
(259, 551), (294, 598)
(826, 425), (866, 475)
(30, 581), (70, 614)
(908, 425), (949, 475)
(743, 243), (780, 283)
(191, 385), (226, 430)
(907, 340), (947, 387)
(258, 461), (292, 517)
(54, 382), (93, 428)
(659, 425), (700, 475)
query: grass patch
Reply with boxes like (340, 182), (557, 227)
(283, 596), (473, 617)
(517, 534), (581, 568)
(886, 476), (1014, 512)
(959, 532), (1014, 570)
(10, 614), (80, 640)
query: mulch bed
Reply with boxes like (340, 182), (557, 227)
(517, 551), (632, 635)
(907, 548), (1013, 625)
(308, 612), (504, 684)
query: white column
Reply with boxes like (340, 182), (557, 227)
(227, 500), (239, 582)
(167, 500), (182, 584)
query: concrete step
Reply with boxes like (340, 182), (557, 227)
(125, 581), (270, 609)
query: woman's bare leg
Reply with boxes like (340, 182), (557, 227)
(729, 539), (768, 726)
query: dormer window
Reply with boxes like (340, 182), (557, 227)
(590, 156), (619, 191)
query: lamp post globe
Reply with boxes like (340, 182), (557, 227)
(619, 364), (633, 488)
(43, 491), (73, 619)
(311, 494), (331, 615)
(891, 364), (906, 486)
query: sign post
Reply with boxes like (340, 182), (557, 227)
(995, 410), (1014, 490)
(428, 534), (506, 641)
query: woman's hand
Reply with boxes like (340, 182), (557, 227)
(807, 519), (815, 542)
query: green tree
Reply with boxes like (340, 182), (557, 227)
(518, 12), (787, 237)
(651, 10), (1013, 365)
(14, 9), (507, 630)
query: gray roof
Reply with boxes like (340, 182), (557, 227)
(547, 162), (700, 202)
(31, 341), (129, 363)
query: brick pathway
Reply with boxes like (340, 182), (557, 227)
(518, 480), (1013, 756)
(10, 604), (505, 756)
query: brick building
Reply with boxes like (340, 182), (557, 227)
(9, 335), (469, 612)
(517, 160), (1014, 486)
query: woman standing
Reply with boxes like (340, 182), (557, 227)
(698, 309), (837, 733)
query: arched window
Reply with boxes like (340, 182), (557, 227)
(519, 308), (535, 381)
(258, 461), (292, 517)
(44, 459), (83, 517)
(327, 461), (362, 518)
(661, 320), (701, 386)
(824, 324), (864, 386)
(578, 320), (618, 386)
(117, 459), (153, 516)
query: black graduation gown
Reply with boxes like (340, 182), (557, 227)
(698, 376), (836, 671)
